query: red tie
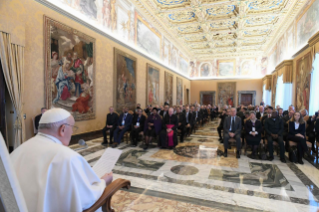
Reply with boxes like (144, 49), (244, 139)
(269, 114), (271, 118)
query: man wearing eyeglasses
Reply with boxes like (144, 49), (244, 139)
(10, 108), (113, 212)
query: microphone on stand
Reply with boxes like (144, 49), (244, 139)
(74, 139), (88, 151)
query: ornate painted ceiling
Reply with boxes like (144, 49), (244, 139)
(132, 0), (307, 60)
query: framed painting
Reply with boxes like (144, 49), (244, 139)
(271, 72), (277, 107)
(146, 64), (160, 106)
(217, 82), (236, 107)
(113, 48), (137, 112)
(295, 52), (312, 111)
(164, 72), (173, 105)
(44, 16), (95, 121)
(218, 60), (236, 77)
(176, 77), (183, 105)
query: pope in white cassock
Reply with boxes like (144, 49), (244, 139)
(10, 108), (113, 212)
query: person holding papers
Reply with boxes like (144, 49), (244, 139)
(130, 107), (146, 147)
(10, 108), (113, 212)
(112, 106), (133, 148)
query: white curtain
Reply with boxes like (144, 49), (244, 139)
(0, 32), (25, 149)
(263, 84), (271, 106)
(309, 53), (319, 115)
(275, 75), (292, 110)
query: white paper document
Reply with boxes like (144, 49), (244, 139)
(92, 148), (122, 178)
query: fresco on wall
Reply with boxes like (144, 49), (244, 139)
(296, 0), (319, 49)
(179, 56), (189, 76)
(176, 77), (183, 105)
(286, 24), (295, 57)
(113, 48), (137, 112)
(218, 60), (235, 77)
(55, 0), (189, 75)
(277, 36), (286, 63)
(261, 57), (268, 75)
(136, 16), (161, 58)
(146, 64), (160, 106)
(164, 72), (173, 105)
(240, 60), (256, 76)
(189, 61), (197, 77)
(267, 47), (277, 73)
(200, 63), (211, 77)
(295, 53), (312, 111)
(217, 82), (236, 107)
(272, 72), (277, 107)
(44, 16), (95, 121)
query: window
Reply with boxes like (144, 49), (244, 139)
(263, 84), (271, 106)
(309, 53), (319, 115)
(275, 75), (292, 110)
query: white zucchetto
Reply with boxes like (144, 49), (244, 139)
(39, 108), (71, 124)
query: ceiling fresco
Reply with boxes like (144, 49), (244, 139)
(135, 0), (307, 60)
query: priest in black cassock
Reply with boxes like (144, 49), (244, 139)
(102, 106), (119, 145)
(176, 106), (186, 143)
(159, 108), (178, 149)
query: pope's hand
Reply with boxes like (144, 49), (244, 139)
(101, 172), (113, 186)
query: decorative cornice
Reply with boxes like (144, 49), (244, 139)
(275, 60), (293, 71)
(308, 31), (319, 47)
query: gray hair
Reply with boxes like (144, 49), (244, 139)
(38, 118), (69, 130)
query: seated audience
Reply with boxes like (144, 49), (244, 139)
(218, 109), (229, 142)
(283, 110), (294, 151)
(11, 108), (113, 212)
(245, 111), (262, 159)
(34, 107), (47, 133)
(278, 108), (284, 118)
(143, 107), (162, 150)
(283, 105), (295, 117)
(130, 108), (146, 147)
(264, 111), (285, 163)
(102, 106), (119, 145)
(159, 108), (178, 149)
(176, 106), (186, 143)
(301, 109), (317, 153)
(160, 105), (169, 118)
(287, 111), (314, 164)
(112, 107), (133, 148)
(315, 111), (319, 142)
(261, 106), (273, 127)
(223, 108), (242, 158)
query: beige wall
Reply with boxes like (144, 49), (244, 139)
(0, 0), (191, 140)
(190, 79), (263, 106)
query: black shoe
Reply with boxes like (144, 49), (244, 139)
(101, 140), (108, 145)
(223, 152), (228, 157)
(280, 158), (286, 163)
(305, 151), (315, 160)
(236, 151), (240, 159)
(112, 143), (118, 148)
(268, 156), (274, 161)
(143, 145), (149, 150)
(298, 159), (304, 164)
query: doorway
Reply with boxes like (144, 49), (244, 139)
(238, 91), (256, 106)
(200, 91), (215, 105)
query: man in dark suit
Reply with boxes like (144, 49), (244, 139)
(34, 107), (47, 133)
(102, 106), (119, 145)
(264, 111), (285, 162)
(184, 106), (193, 136)
(130, 108), (146, 147)
(283, 105), (295, 117)
(261, 106), (273, 127)
(256, 106), (265, 120)
(176, 106), (186, 143)
(217, 109), (228, 142)
(160, 105), (169, 118)
(315, 112), (319, 143)
(223, 108), (242, 158)
(301, 109), (317, 153)
(112, 106), (133, 148)
(236, 106), (245, 120)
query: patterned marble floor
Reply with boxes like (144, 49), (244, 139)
(70, 120), (319, 212)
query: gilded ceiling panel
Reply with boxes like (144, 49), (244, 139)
(177, 25), (203, 34)
(167, 11), (197, 23)
(154, 0), (191, 9)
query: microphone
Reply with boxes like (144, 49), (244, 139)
(73, 139), (88, 151)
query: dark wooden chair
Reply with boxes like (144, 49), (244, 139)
(83, 179), (131, 212)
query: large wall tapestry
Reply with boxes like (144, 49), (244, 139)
(176, 77), (183, 105)
(296, 0), (319, 49)
(217, 82), (236, 107)
(146, 64), (160, 106)
(271, 72), (277, 107)
(218, 60), (236, 77)
(44, 16), (95, 121)
(295, 52), (312, 111)
(164, 72), (173, 105)
(113, 48), (137, 112)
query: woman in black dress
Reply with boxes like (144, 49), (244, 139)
(245, 111), (262, 159)
(287, 111), (314, 164)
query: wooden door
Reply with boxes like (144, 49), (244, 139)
(0, 60), (6, 142)
(241, 94), (252, 106)
(202, 94), (212, 105)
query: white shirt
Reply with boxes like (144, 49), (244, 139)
(295, 122), (300, 130)
(10, 133), (105, 212)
